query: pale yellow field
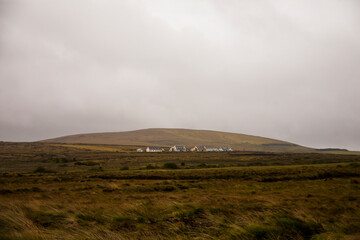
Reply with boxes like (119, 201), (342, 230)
(51, 144), (131, 152)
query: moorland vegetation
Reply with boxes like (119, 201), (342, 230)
(0, 142), (359, 239)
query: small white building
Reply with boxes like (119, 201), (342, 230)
(169, 145), (187, 152)
(137, 148), (144, 152)
(146, 146), (164, 152)
(219, 147), (233, 152)
(191, 146), (207, 152)
(206, 148), (219, 152)
(197, 146), (207, 152)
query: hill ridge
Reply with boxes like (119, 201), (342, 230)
(43, 128), (313, 153)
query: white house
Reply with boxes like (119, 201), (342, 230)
(137, 148), (144, 152)
(219, 147), (233, 152)
(196, 146), (207, 152)
(169, 145), (187, 152)
(146, 146), (164, 152)
(206, 148), (219, 152)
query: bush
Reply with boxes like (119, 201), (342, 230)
(74, 161), (98, 166)
(88, 167), (103, 172)
(33, 166), (54, 173)
(146, 164), (156, 169)
(121, 166), (129, 170)
(163, 163), (178, 169)
(197, 163), (207, 168)
(347, 162), (360, 168)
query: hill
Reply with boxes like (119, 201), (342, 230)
(43, 128), (313, 152)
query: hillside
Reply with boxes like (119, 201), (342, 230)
(43, 128), (313, 152)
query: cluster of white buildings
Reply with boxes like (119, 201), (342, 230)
(191, 146), (233, 152)
(137, 146), (233, 153)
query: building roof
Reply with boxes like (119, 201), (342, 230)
(175, 145), (186, 150)
(147, 146), (163, 150)
(219, 147), (232, 151)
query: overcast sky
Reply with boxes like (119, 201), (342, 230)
(1, 0), (360, 150)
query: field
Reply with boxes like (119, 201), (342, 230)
(0, 142), (360, 239)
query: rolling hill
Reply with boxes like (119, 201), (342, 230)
(43, 128), (314, 152)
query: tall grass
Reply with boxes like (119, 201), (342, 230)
(0, 142), (359, 239)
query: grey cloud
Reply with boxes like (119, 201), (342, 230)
(0, 0), (360, 150)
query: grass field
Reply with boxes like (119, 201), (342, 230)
(0, 142), (359, 239)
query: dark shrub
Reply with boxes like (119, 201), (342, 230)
(197, 163), (207, 168)
(30, 187), (43, 192)
(163, 163), (178, 169)
(74, 161), (98, 166)
(0, 189), (12, 194)
(33, 166), (46, 173)
(88, 167), (103, 172)
(102, 188), (115, 193)
(146, 164), (156, 169)
(160, 185), (176, 192)
(351, 179), (359, 184)
(348, 162), (360, 168)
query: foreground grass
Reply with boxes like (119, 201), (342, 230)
(1, 164), (359, 239)
(0, 143), (359, 239)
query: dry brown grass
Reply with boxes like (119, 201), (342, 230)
(0, 142), (359, 239)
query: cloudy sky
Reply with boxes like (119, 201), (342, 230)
(0, 0), (360, 150)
